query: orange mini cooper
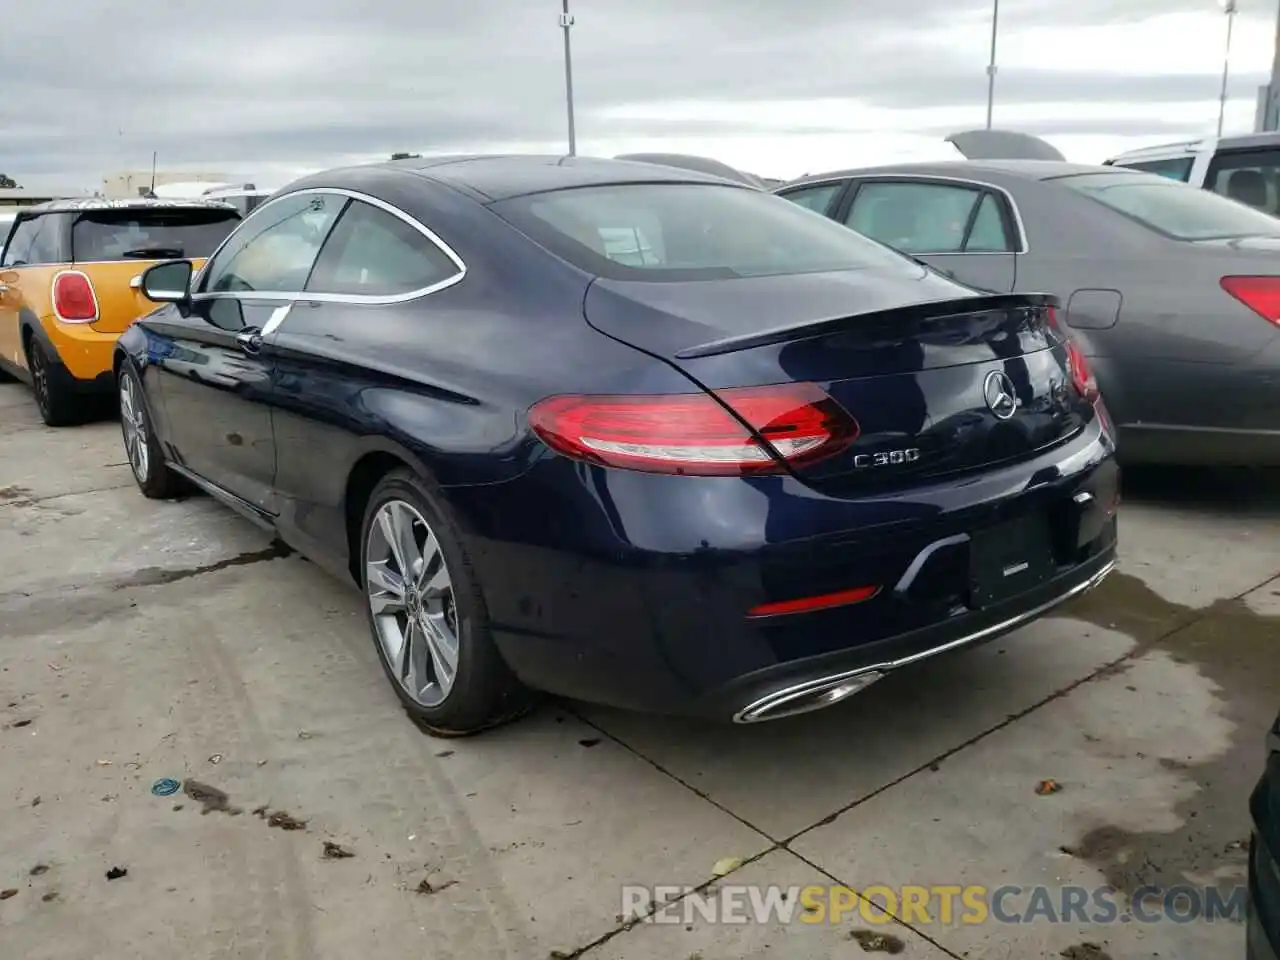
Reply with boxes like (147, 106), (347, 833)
(0, 197), (241, 425)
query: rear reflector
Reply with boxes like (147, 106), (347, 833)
(1221, 276), (1280, 327)
(748, 584), (880, 618)
(51, 271), (98, 323)
(528, 382), (858, 476)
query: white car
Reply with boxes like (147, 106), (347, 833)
(1104, 131), (1280, 216)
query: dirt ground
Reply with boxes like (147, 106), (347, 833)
(1, 381), (1276, 959)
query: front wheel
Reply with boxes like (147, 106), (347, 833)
(360, 468), (534, 736)
(118, 364), (183, 499)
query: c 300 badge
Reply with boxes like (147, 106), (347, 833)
(853, 448), (921, 469)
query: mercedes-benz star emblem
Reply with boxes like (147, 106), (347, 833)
(983, 370), (1019, 421)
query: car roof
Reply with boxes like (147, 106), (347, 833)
(362, 154), (746, 201)
(23, 197), (239, 215)
(781, 159), (1132, 188)
(1108, 130), (1280, 162)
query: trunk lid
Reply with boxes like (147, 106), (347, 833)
(69, 204), (239, 334)
(72, 258), (210, 334)
(583, 271), (1092, 488)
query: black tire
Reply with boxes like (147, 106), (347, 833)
(26, 338), (80, 427)
(359, 468), (535, 736)
(118, 363), (184, 499)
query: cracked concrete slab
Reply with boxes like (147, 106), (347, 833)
(580, 617), (1136, 839)
(592, 849), (953, 959)
(0, 559), (770, 960)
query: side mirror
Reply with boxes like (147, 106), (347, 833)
(140, 259), (193, 303)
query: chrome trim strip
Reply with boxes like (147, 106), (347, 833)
(777, 173), (1030, 255)
(189, 186), (467, 306)
(893, 533), (970, 596)
(165, 462), (275, 531)
(733, 558), (1117, 723)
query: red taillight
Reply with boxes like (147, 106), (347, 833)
(1221, 276), (1280, 327)
(1066, 339), (1099, 403)
(527, 382), (858, 476)
(51, 271), (98, 323)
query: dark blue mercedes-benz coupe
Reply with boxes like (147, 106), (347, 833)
(1250, 711), (1280, 960)
(112, 155), (1119, 735)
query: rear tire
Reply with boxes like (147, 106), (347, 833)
(359, 468), (535, 736)
(118, 363), (183, 499)
(27, 338), (79, 427)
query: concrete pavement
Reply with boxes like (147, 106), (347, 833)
(1, 382), (1275, 959)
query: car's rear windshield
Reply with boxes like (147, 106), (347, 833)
(71, 207), (241, 262)
(489, 182), (922, 281)
(1057, 172), (1280, 241)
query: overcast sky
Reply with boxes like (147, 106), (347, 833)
(2, 0), (1276, 191)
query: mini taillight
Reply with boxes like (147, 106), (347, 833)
(527, 383), (859, 476)
(52, 271), (98, 323)
(1066, 339), (1099, 403)
(1221, 276), (1280, 327)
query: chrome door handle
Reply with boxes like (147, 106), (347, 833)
(235, 329), (263, 354)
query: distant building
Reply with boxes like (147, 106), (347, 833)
(101, 170), (233, 199)
(0, 187), (93, 208)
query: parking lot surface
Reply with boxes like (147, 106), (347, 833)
(1, 380), (1276, 960)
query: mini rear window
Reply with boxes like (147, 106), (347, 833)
(490, 182), (922, 281)
(1058, 172), (1280, 241)
(70, 207), (241, 262)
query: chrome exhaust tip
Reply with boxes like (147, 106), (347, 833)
(734, 670), (884, 724)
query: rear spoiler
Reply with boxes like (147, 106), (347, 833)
(675, 293), (1060, 359)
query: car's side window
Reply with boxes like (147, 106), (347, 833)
(778, 183), (844, 216)
(305, 200), (462, 297)
(26, 214), (66, 265)
(1204, 149), (1280, 215)
(1117, 157), (1195, 182)
(964, 194), (1013, 252)
(1, 217), (41, 267)
(845, 182), (984, 254)
(200, 192), (345, 295)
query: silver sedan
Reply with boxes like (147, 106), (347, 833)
(776, 160), (1280, 466)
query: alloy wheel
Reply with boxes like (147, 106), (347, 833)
(119, 374), (149, 482)
(365, 499), (460, 708)
(29, 343), (49, 415)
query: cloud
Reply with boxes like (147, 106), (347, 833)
(2, 0), (1274, 189)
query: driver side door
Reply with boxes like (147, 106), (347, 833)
(146, 192), (346, 512)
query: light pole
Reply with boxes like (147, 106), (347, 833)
(985, 0), (1000, 129)
(1218, 0), (1239, 137)
(560, 0), (577, 155)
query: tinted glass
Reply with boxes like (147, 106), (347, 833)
(779, 183), (843, 215)
(1059, 172), (1280, 240)
(307, 200), (460, 296)
(965, 194), (1012, 252)
(28, 214), (66, 264)
(1205, 148), (1280, 215)
(1115, 157), (1194, 182)
(491, 183), (919, 281)
(1, 217), (41, 266)
(201, 192), (344, 294)
(71, 207), (240, 261)
(846, 182), (982, 254)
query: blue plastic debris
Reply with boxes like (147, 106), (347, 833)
(151, 778), (180, 797)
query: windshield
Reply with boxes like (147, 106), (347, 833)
(490, 182), (923, 281)
(1057, 172), (1280, 240)
(71, 207), (241, 261)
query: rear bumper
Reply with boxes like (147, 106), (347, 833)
(454, 415), (1120, 720)
(35, 317), (120, 385)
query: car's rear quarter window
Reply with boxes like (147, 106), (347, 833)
(71, 207), (240, 262)
(1058, 172), (1280, 241)
(490, 182), (921, 281)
